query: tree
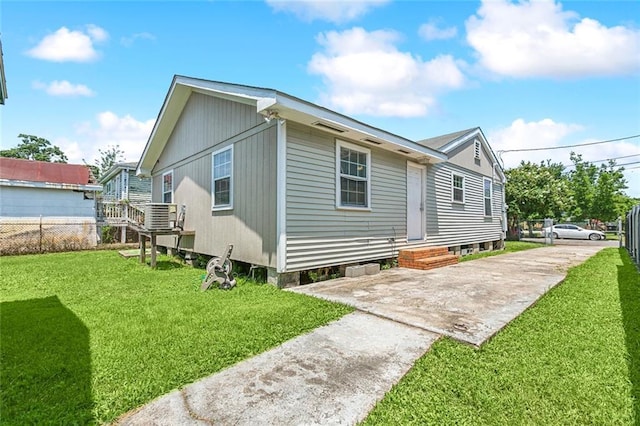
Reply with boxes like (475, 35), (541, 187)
(505, 160), (570, 237)
(566, 153), (598, 221)
(86, 145), (125, 179)
(567, 153), (629, 225)
(0, 134), (68, 163)
(591, 160), (629, 223)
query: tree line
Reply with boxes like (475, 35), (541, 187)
(505, 153), (636, 236)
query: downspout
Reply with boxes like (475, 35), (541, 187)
(493, 163), (507, 237)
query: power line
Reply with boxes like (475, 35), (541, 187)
(615, 160), (640, 168)
(563, 153), (640, 168)
(497, 134), (640, 154)
(557, 160), (640, 170)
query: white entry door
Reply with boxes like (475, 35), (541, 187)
(407, 163), (425, 241)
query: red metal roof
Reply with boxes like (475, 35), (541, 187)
(0, 157), (92, 185)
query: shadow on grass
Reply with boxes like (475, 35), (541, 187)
(153, 260), (185, 270)
(0, 296), (93, 423)
(618, 248), (640, 424)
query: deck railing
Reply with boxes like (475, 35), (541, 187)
(97, 201), (145, 227)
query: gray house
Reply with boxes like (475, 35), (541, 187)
(137, 75), (506, 285)
(97, 162), (151, 242)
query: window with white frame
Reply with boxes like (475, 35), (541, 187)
(483, 177), (492, 216)
(474, 139), (481, 160)
(212, 146), (233, 209)
(336, 140), (370, 209)
(162, 170), (173, 203)
(452, 173), (464, 203)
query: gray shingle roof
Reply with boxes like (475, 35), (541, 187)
(416, 127), (478, 150)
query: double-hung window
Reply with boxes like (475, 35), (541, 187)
(336, 140), (370, 209)
(162, 170), (173, 203)
(212, 146), (233, 210)
(452, 173), (464, 203)
(483, 177), (492, 216)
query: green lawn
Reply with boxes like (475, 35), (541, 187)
(459, 240), (544, 262)
(0, 251), (352, 424)
(364, 248), (639, 425)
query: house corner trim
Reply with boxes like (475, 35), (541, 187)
(276, 119), (287, 273)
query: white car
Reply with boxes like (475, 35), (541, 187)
(543, 224), (606, 241)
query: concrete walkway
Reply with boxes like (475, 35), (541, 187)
(116, 244), (609, 425)
(291, 244), (611, 346)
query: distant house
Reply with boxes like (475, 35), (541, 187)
(97, 162), (151, 243)
(0, 158), (102, 254)
(99, 161), (152, 205)
(137, 76), (506, 285)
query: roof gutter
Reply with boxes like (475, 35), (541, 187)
(0, 179), (102, 192)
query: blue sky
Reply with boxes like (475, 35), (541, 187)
(1, 0), (639, 196)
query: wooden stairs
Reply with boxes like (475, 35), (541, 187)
(398, 246), (459, 271)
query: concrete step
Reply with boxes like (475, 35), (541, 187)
(398, 246), (459, 271)
(398, 246), (449, 261)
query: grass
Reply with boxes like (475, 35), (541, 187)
(364, 248), (639, 425)
(459, 240), (544, 262)
(0, 251), (352, 424)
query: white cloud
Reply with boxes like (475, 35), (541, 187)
(489, 117), (640, 197)
(489, 118), (584, 168)
(419, 20), (457, 41)
(266, 0), (389, 23)
(466, 0), (640, 78)
(32, 80), (95, 97)
(308, 27), (466, 117)
(85, 24), (109, 42)
(59, 111), (155, 165)
(26, 25), (108, 62)
(121, 32), (156, 47)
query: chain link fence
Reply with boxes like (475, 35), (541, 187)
(517, 219), (606, 238)
(0, 218), (98, 255)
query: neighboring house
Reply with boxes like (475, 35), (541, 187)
(0, 158), (102, 254)
(97, 162), (151, 242)
(99, 161), (151, 205)
(137, 75), (506, 285)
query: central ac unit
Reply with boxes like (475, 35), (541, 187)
(144, 203), (177, 230)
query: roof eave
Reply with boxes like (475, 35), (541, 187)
(263, 93), (447, 163)
(137, 76), (448, 176)
(0, 179), (102, 191)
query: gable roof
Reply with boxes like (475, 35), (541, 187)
(418, 127), (506, 182)
(417, 128), (478, 151)
(0, 158), (101, 191)
(137, 75), (447, 176)
(99, 161), (140, 184)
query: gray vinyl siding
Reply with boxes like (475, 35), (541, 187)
(446, 139), (497, 177)
(285, 123), (407, 271)
(155, 92), (264, 172)
(152, 92), (277, 267)
(425, 162), (503, 247)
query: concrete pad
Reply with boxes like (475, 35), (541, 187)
(290, 245), (607, 347)
(116, 312), (438, 426)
